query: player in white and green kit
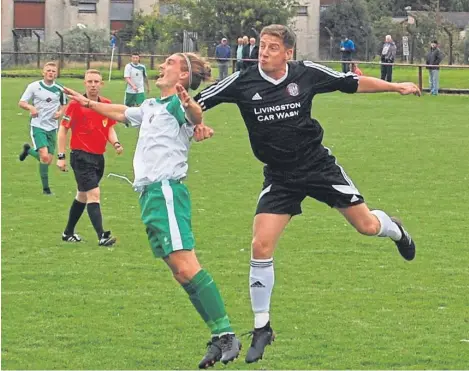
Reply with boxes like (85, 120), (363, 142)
(124, 53), (150, 107)
(64, 52), (241, 368)
(18, 62), (66, 195)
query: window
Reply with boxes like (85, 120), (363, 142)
(78, 0), (97, 13)
(14, 1), (45, 28)
(110, 2), (133, 20)
(295, 5), (308, 16)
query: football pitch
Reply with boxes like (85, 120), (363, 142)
(2, 77), (469, 370)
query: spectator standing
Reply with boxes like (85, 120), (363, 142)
(215, 38), (231, 80)
(340, 36), (355, 73)
(426, 40), (443, 95)
(380, 35), (397, 82)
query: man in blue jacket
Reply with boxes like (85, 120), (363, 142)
(215, 38), (231, 80)
(340, 36), (355, 73)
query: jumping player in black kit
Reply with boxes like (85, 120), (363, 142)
(194, 24), (420, 364)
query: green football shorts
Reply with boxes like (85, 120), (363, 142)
(125, 92), (145, 107)
(31, 126), (57, 154)
(139, 179), (195, 258)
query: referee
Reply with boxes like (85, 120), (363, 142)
(57, 69), (123, 246)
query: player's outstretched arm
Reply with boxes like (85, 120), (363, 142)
(357, 76), (421, 96)
(64, 87), (127, 122)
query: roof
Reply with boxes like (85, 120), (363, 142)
(391, 16), (407, 24)
(408, 11), (469, 29)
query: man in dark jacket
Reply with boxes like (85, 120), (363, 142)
(380, 35), (397, 82)
(426, 40), (443, 95)
(242, 37), (259, 68)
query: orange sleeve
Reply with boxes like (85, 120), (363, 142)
(61, 102), (77, 128)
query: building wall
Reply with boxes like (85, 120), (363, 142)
(291, 0), (320, 60)
(2, 0), (14, 43)
(1, 0), (154, 43)
(46, 0), (111, 41)
(134, 0), (158, 14)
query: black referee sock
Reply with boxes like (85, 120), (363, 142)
(64, 199), (86, 235)
(87, 202), (104, 238)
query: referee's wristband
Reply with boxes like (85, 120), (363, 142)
(113, 141), (121, 147)
(58, 153), (66, 160)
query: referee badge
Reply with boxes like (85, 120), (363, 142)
(287, 83), (299, 96)
(102, 118), (108, 127)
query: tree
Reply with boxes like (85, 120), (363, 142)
(171, 0), (299, 42)
(119, 9), (161, 53)
(372, 16), (407, 57)
(320, 0), (374, 59)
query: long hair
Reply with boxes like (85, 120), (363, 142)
(177, 53), (212, 90)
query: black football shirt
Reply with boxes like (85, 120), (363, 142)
(194, 61), (359, 171)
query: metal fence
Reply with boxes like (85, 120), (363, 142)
(2, 50), (469, 93)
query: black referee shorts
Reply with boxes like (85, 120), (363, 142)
(256, 148), (365, 216)
(70, 150), (105, 192)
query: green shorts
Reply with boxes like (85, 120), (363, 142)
(125, 92), (145, 107)
(139, 180), (195, 258)
(31, 126), (56, 154)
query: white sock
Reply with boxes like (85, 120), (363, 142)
(370, 210), (402, 241)
(250, 258), (274, 329)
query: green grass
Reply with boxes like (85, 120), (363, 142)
(2, 78), (469, 370)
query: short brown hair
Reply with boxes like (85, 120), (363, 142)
(43, 62), (57, 69)
(178, 53), (212, 90)
(260, 24), (296, 49)
(84, 69), (102, 77)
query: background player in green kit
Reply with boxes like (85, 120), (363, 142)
(124, 53), (150, 106)
(18, 62), (66, 195)
(64, 52), (241, 369)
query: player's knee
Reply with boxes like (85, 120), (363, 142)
(172, 263), (195, 284)
(39, 154), (49, 163)
(355, 217), (380, 236)
(86, 188), (100, 203)
(76, 191), (87, 203)
(251, 237), (274, 259)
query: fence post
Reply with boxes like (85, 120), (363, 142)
(465, 38), (469, 65)
(410, 35), (415, 64)
(55, 31), (64, 70)
(33, 31), (41, 68)
(117, 37), (122, 70)
(83, 32), (91, 69)
(324, 27), (334, 60)
(406, 23), (416, 64)
(443, 27), (453, 65)
(11, 30), (19, 66)
(418, 66), (423, 92)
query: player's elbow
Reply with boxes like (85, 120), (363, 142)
(116, 113), (126, 123)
